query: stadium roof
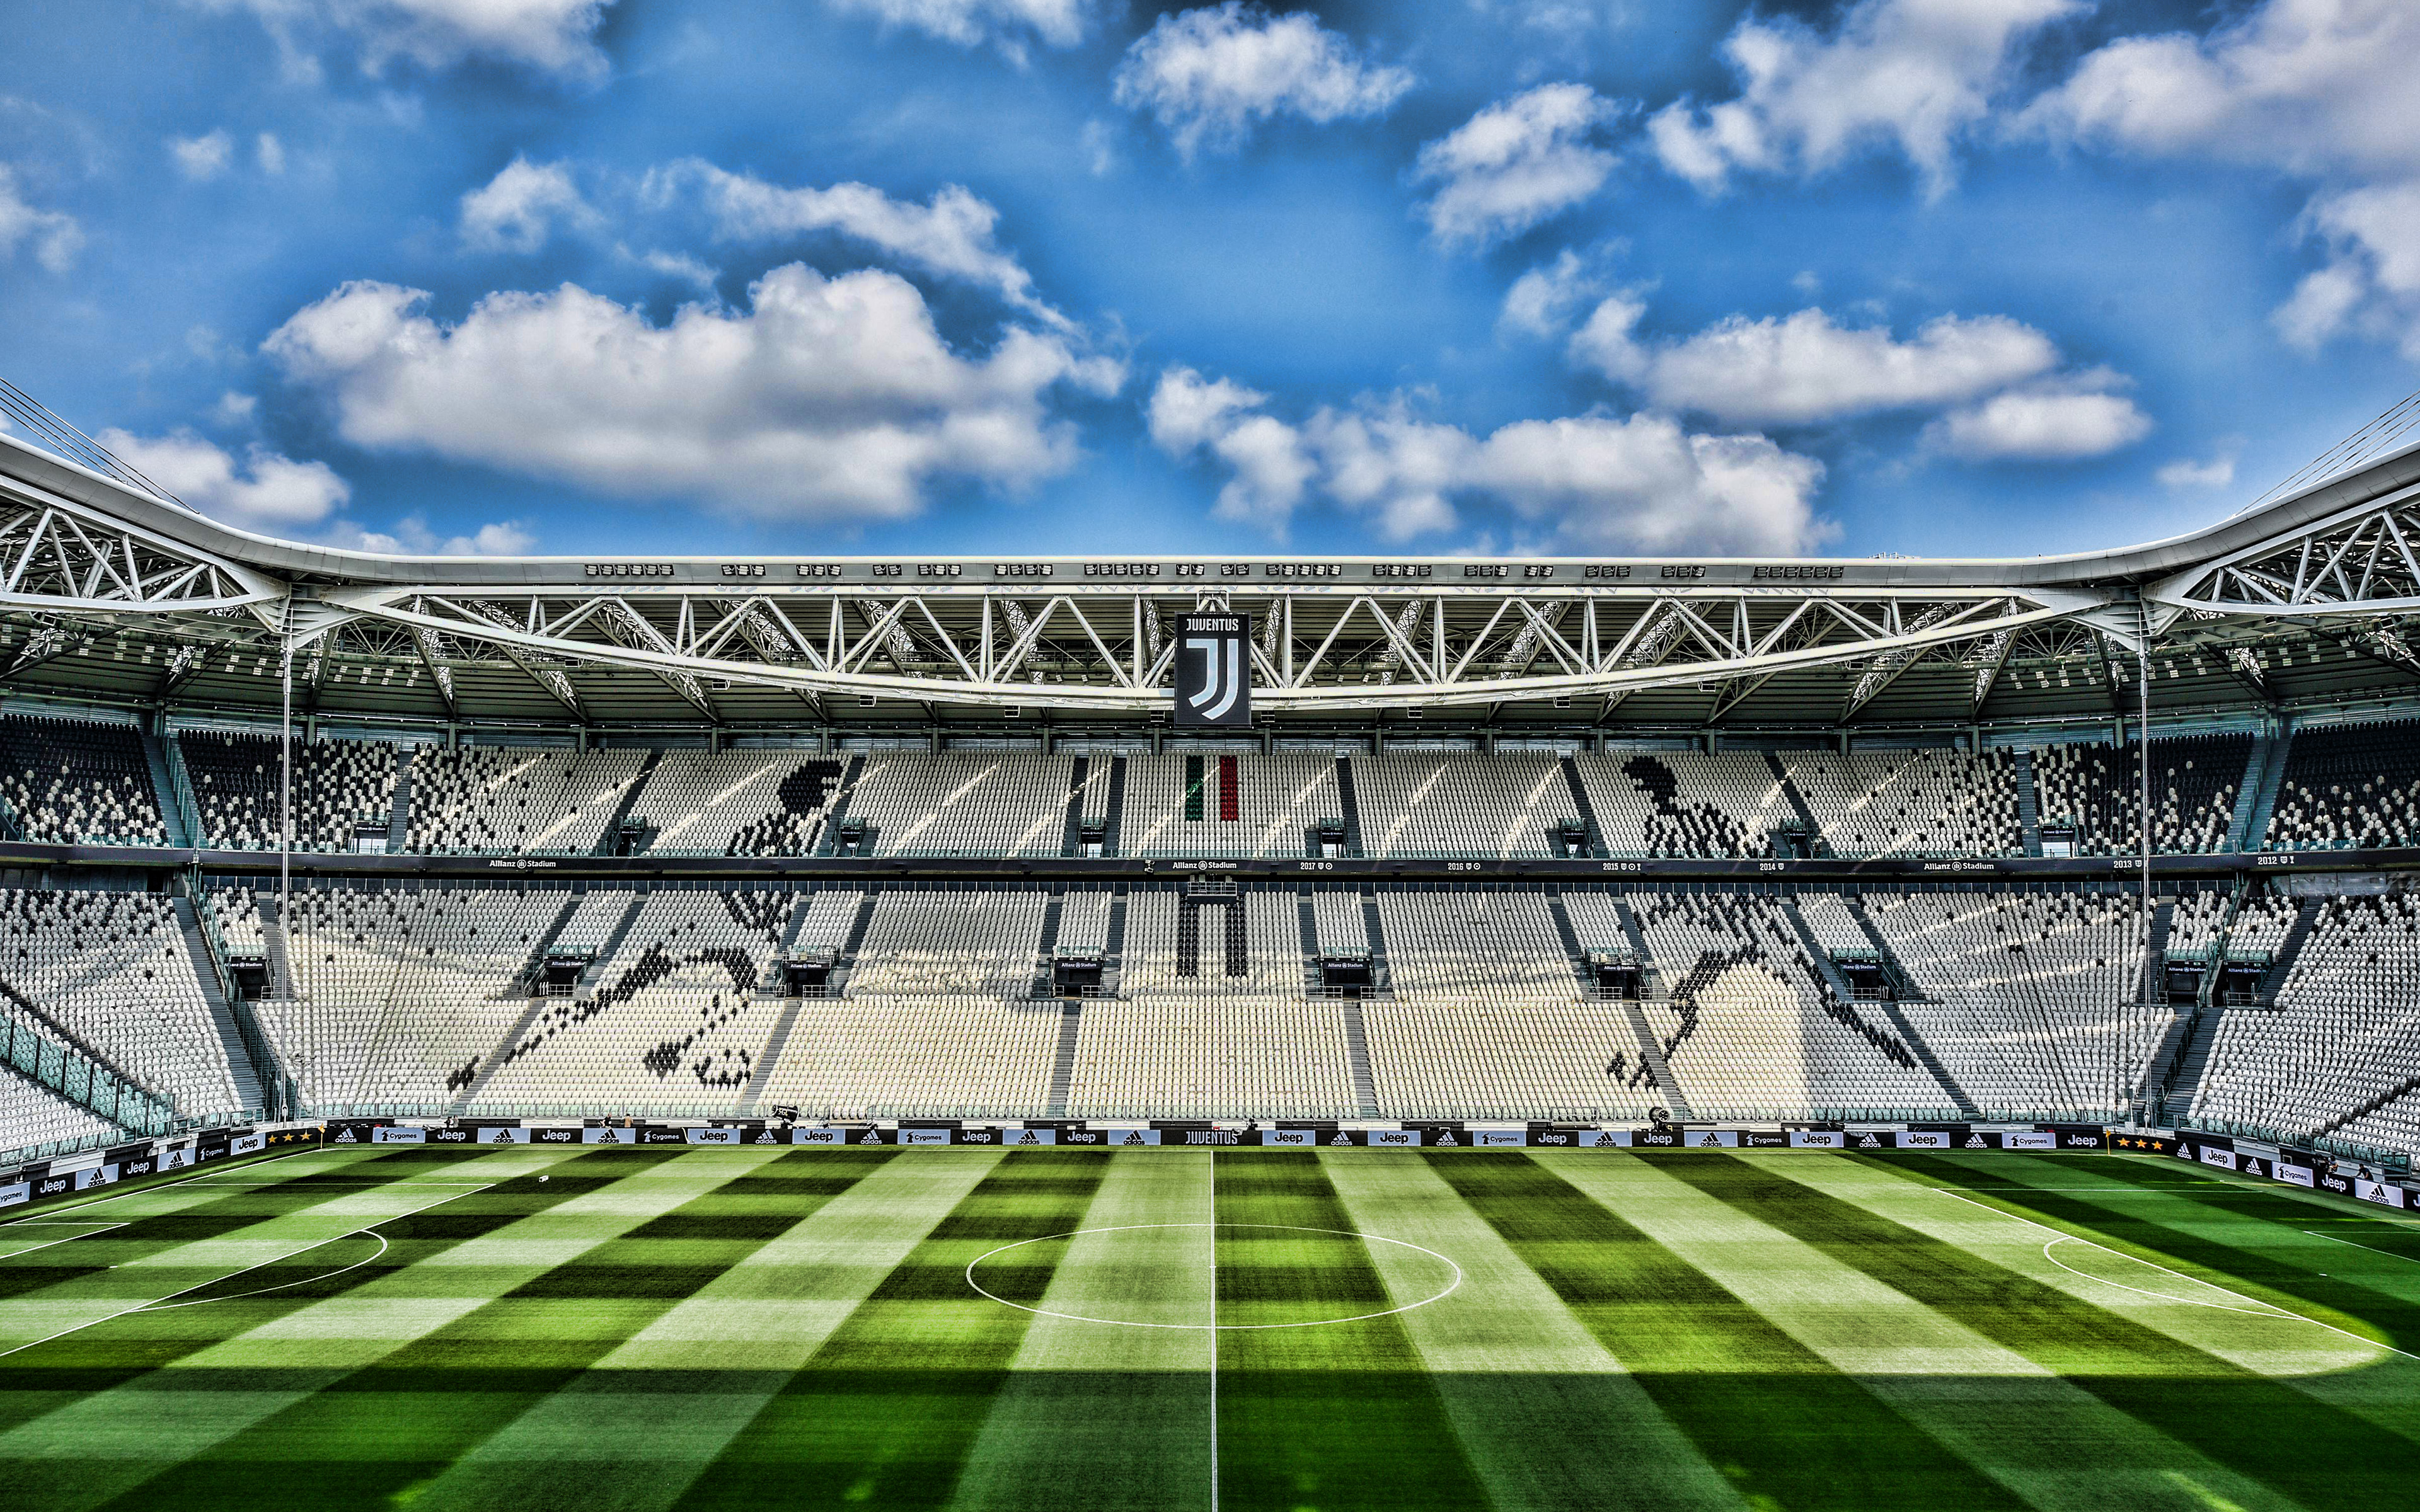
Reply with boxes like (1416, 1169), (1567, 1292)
(5, 425), (2420, 738)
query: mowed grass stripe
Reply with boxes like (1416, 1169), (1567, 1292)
(1667, 1154), (2417, 1512)
(0, 1147), (626, 1512)
(945, 1148), (1218, 1512)
(1209, 1151), (1494, 1512)
(360, 1146), (932, 1512)
(1434, 1154), (2026, 1512)
(1562, 1154), (2311, 1512)
(1917, 1152), (2420, 1348)
(1328, 1153), (1748, 1512)
(66, 1145), (809, 1512)
(669, 1148), (1110, 1512)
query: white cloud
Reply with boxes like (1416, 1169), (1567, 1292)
(1649, 0), (2083, 198)
(1416, 83), (1619, 246)
(1923, 374), (2152, 461)
(2157, 445), (2240, 490)
(1572, 302), (2063, 426)
(459, 157), (592, 253)
(257, 133), (286, 175)
(195, 0), (618, 81)
(1112, 3), (1414, 159)
(1146, 367), (1831, 551)
(0, 163), (81, 272)
(2025, 2), (2420, 355)
(618, 245), (720, 294)
(1499, 249), (1608, 338)
(2025, 0), (2420, 179)
(95, 428), (350, 529)
(264, 268), (1122, 520)
(212, 391), (260, 425)
(2273, 180), (2420, 358)
(669, 160), (1062, 324)
(342, 515), (538, 556)
(826, 0), (1094, 57)
(169, 130), (235, 181)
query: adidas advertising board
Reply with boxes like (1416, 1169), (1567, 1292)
(74, 1163), (118, 1190)
(1174, 614), (1251, 728)
(1105, 1128), (1161, 1147)
(1577, 1130), (1633, 1147)
(582, 1125), (636, 1144)
(999, 1126), (1057, 1146)
(323, 1122), (379, 1147)
(1686, 1130), (1739, 1148)
(2356, 1179), (2409, 1209)
(158, 1145), (191, 1171)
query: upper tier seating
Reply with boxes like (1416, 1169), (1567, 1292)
(1777, 750), (2023, 857)
(2263, 721), (2420, 852)
(2031, 735), (2250, 854)
(635, 751), (844, 856)
(1352, 755), (1565, 857)
(0, 888), (236, 1115)
(179, 731), (396, 851)
(0, 715), (168, 846)
(1630, 893), (1947, 1118)
(2192, 893), (2420, 1152)
(1571, 752), (1789, 857)
(2165, 890), (2233, 954)
(849, 753), (1073, 856)
(1861, 890), (2160, 1121)
(407, 747), (646, 854)
(1119, 755), (1342, 857)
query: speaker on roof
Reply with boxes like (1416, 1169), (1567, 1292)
(1175, 614), (1251, 728)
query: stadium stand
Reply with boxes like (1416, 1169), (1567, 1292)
(1570, 751), (1792, 857)
(1352, 755), (1567, 857)
(0, 714), (169, 845)
(2187, 891), (2420, 1151)
(406, 747), (647, 854)
(2261, 720), (2420, 850)
(847, 753), (1071, 856)
(0, 887), (237, 1116)
(635, 750), (844, 855)
(1777, 749), (2024, 856)
(2030, 735), (2250, 854)
(1119, 754), (1340, 857)
(0, 1065), (125, 1156)
(177, 730), (397, 851)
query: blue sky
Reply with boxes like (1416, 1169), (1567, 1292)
(1, 1), (2414, 563)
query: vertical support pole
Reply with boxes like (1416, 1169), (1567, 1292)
(279, 602), (294, 915)
(2137, 595), (2154, 1008)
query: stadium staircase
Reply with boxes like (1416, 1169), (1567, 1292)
(2257, 898), (2320, 1005)
(814, 757), (867, 856)
(1869, 995), (1979, 1119)
(2138, 1004), (2203, 1126)
(1779, 898), (1857, 1002)
(1559, 755), (1609, 856)
(1335, 758), (1366, 857)
(1032, 888), (1066, 998)
(1607, 896), (1691, 1118)
(1609, 897), (1666, 999)
(170, 896), (267, 1113)
(257, 895), (299, 1000)
(2167, 1010), (2228, 1121)
(594, 748), (664, 854)
(1059, 759), (1090, 857)
(2232, 728), (2293, 852)
(739, 893), (817, 1114)
(836, 888), (880, 984)
(1764, 750), (1823, 836)
(384, 745), (417, 852)
(1842, 898), (1927, 1000)
(2010, 748), (2043, 856)
(140, 727), (191, 848)
(1358, 888), (1393, 998)
(1780, 897), (1975, 1116)
(510, 890), (585, 997)
(1541, 888), (1598, 998)
(1100, 757), (1127, 856)
(575, 893), (648, 996)
(2143, 898), (2177, 1007)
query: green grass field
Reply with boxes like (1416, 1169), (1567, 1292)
(3, 1144), (2417, 1512)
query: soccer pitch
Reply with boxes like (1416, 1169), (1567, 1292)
(2, 1146), (2416, 1511)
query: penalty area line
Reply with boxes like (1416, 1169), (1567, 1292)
(1930, 1186), (2419, 1361)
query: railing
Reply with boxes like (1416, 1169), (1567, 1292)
(0, 1012), (179, 1138)
(0, 1103), (266, 1169)
(163, 731), (205, 847)
(190, 895), (296, 1118)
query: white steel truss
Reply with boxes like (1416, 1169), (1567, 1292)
(2152, 483), (2420, 617)
(310, 582), (2102, 714)
(0, 492), (275, 615)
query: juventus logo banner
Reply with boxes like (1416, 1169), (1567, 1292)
(1175, 614), (1251, 728)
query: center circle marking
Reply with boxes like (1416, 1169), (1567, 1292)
(963, 1222), (1463, 1329)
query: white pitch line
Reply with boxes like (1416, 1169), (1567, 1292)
(2303, 1230), (2420, 1264)
(1931, 1186), (2419, 1361)
(0, 1148), (316, 1225)
(0, 1222), (128, 1261)
(1207, 1151), (1218, 1512)
(0, 1181), (493, 1361)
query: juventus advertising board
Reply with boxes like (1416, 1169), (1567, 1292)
(1175, 614), (1251, 728)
